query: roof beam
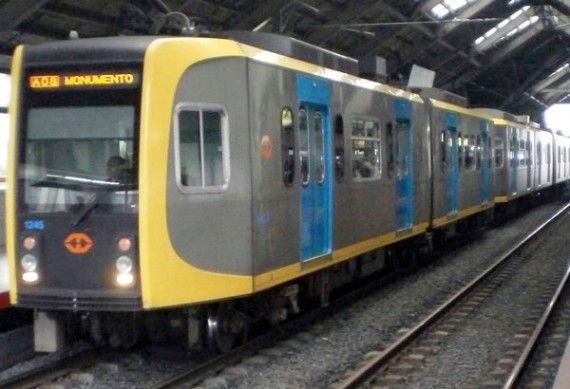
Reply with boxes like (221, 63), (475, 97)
(440, 0), (496, 35)
(232, 0), (292, 31)
(487, 23), (544, 66)
(519, 0), (570, 16)
(302, 0), (379, 46)
(500, 52), (567, 108)
(41, 3), (120, 28)
(532, 65), (570, 92)
(0, 0), (48, 32)
(370, 2), (481, 69)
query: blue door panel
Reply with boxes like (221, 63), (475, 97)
(395, 99), (413, 231)
(446, 112), (459, 215)
(296, 74), (332, 261)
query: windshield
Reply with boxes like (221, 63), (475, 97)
(22, 105), (138, 214)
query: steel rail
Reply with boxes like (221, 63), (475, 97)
(334, 202), (570, 389)
(503, 262), (570, 389)
(0, 347), (100, 389)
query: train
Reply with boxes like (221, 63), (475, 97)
(6, 32), (570, 352)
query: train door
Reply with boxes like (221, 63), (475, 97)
(296, 74), (332, 262)
(510, 127), (518, 195)
(526, 131), (532, 188)
(395, 99), (413, 231)
(480, 120), (491, 203)
(446, 112), (459, 215)
(537, 141), (542, 185)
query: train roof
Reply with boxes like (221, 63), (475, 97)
(22, 36), (158, 67)
(222, 31), (359, 76)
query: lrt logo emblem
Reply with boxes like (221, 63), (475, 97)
(64, 233), (93, 254)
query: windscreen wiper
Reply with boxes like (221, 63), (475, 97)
(33, 174), (134, 191)
(72, 190), (111, 227)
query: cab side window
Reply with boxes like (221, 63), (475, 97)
(176, 106), (228, 190)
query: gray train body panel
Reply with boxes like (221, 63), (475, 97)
(247, 61), (300, 275)
(248, 60), (430, 274)
(167, 57), (253, 276)
(411, 101), (431, 229)
(553, 133), (570, 184)
(493, 125), (509, 199)
(535, 129), (554, 190)
(335, 86), (395, 247)
(429, 104), (493, 223)
(337, 86), (429, 245)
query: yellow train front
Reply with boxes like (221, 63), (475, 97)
(8, 36), (262, 351)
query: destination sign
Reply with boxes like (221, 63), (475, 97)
(29, 72), (138, 90)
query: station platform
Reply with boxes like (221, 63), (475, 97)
(0, 250), (9, 309)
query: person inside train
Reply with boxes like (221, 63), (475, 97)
(106, 155), (129, 183)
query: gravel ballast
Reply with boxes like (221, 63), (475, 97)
(228, 202), (565, 389)
(0, 202), (564, 388)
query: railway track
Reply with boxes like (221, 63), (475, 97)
(332, 202), (570, 389)
(2, 203), (569, 388)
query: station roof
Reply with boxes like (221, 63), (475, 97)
(0, 0), (568, 121)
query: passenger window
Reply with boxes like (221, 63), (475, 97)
(314, 112), (325, 184)
(176, 107), (228, 190)
(387, 122), (395, 177)
(352, 119), (381, 180)
(476, 134), (482, 170)
(299, 109), (310, 186)
(281, 107), (295, 187)
(547, 143), (551, 181)
(458, 132), (463, 170)
(464, 135), (476, 170)
(334, 114), (345, 182)
(518, 139), (526, 167)
(494, 138), (504, 169)
(510, 129), (518, 169)
(527, 139), (532, 167)
(440, 130), (447, 171)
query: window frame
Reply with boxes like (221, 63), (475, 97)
(334, 114), (345, 182)
(464, 134), (476, 171)
(173, 102), (230, 194)
(281, 106), (295, 187)
(351, 117), (382, 182)
(299, 108), (310, 186)
(494, 137), (505, 169)
(314, 111), (325, 185)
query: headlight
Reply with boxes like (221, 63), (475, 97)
(21, 254), (38, 272)
(116, 256), (133, 273)
(22, 271), (39, 283)
(116, 273), (134, 287)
